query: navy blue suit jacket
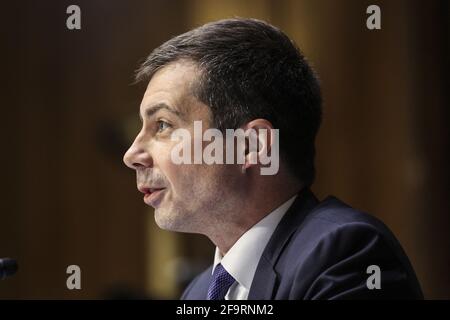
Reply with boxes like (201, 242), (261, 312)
(181, 188), (423, 299)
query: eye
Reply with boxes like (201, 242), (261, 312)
(157, 120), (171, 133)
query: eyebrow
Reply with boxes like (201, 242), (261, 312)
(139, 103), (184, 122)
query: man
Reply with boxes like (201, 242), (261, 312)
(123, 18), (423, 299)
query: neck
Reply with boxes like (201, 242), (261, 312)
(208, 172), (303, 254)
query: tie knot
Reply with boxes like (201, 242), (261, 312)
(207, 263), (236, 300)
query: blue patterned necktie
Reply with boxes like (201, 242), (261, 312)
(207, 263), (236, 300)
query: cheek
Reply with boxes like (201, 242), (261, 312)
(153, 142), (196, 192)
(164, 163), (219, 200)
(154, 139), (235, 198)
(153, 143), (177, 179)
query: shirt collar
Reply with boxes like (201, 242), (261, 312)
(212, 195), (297, 290)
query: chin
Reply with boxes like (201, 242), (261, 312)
(154, 207), (199, 234)
(154, 208), (183, 232)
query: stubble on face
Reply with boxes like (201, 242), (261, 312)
(139, 61), (245, 235)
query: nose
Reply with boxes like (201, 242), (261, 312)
(123, 135), (153, 170)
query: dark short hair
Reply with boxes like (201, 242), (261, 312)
(136, 18), (322, 187)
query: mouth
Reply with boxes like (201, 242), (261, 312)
(138, 186), (167, 207)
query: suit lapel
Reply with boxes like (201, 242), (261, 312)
(248, 188), (319, 299)
(183, 266), (213, 299)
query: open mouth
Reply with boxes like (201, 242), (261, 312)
(142, 188), (166, 207)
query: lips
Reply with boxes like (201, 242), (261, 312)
(138, 185), (164, 194)
(138, 186), (166, 207)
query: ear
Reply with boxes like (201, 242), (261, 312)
(241, 119), (275, 172)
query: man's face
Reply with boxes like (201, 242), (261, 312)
(123, 61), (243, 233)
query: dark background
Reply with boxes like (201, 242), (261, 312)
(0, 0), (448, 299)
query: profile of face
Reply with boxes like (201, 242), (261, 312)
(123, 61), (245, 234)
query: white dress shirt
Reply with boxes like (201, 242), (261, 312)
(212, 195), (297, 300)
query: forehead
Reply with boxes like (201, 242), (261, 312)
(140, 61), (209, 121)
